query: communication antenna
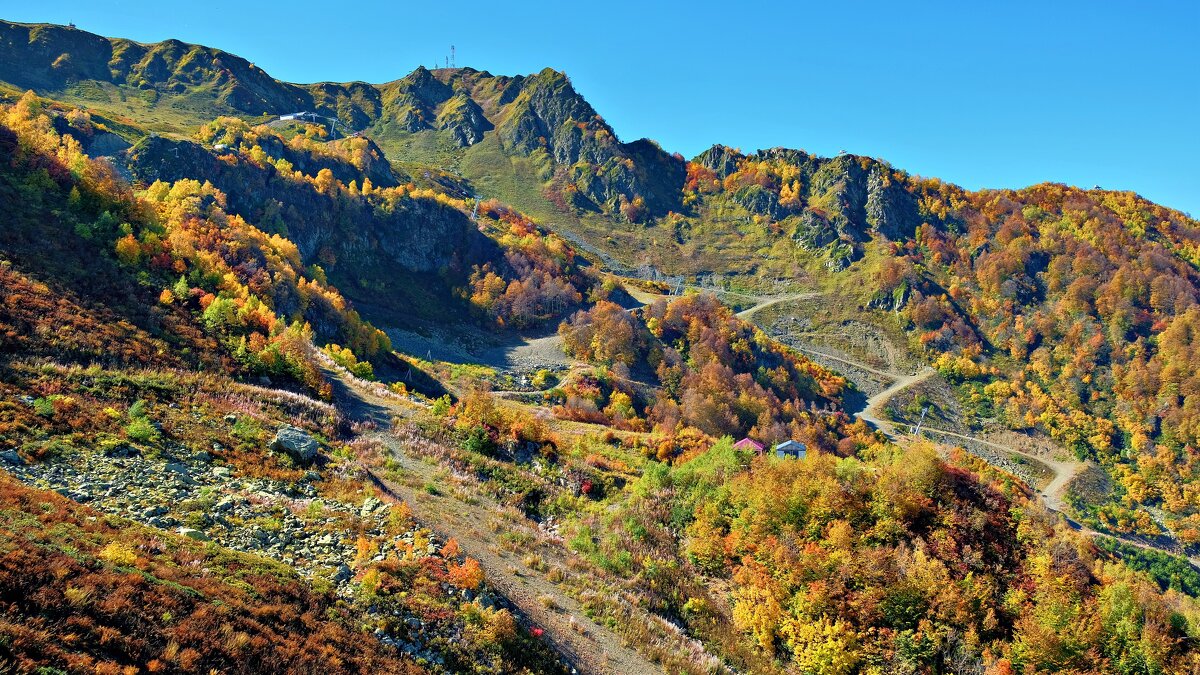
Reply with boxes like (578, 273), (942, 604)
(450, 45), (456, 68)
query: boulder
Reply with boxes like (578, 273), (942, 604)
(0, 450), (23, 465)
(332, 563), (352, 584)
(360, 496), (383, 517)
(164, 462), (196, 485)
(178, 527), (209, 542)
(102, 443), (139, 458)
(270, 426), (319, 466)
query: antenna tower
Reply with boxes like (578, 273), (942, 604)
(450, 45), (456, 68)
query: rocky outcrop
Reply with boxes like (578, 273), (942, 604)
(865, 166), (921, 241)
(436, 93), (492, 146)
(695, 144), (743, 179)
(497, 68), (608, 164)
(793, 209), (839, 250)
(126, 135), (490, 275)
(123, 132), (498, 335)
(308, 81), (383, 129)
(867, 281), (912, 311)
(809, 155), (870, 238)
(271, 425), (320, 465)
(496, 69), (685, 217)
(732, 184), (782, 219)
(392, 67), (454, 112)
(375, 66), (462, 134)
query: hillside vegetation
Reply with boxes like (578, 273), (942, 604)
(0, 92), (570, 674)
(0, 474), (422, 674)
(667, 147), (1200, 544)
(1, 18), (1200, 675)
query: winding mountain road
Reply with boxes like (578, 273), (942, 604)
(888, 420), (1083, 513)
(785, 344), (1200, 567)
(792, 344), (1082, 510)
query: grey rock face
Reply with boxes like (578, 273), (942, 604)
(793, 209), (839, 251)
(732, 184), (782, 219)
(271, 426), (319, 466)
(360, 496), (384, 518)
(164, 462), (193, 480)
(437, 94), (493, 147)
(695, 144), (743, 179)
(865, 167), (920, 241)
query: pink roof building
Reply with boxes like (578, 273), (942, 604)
(732, 437), (764, 454)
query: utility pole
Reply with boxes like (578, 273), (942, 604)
(914, 406), (929, 437)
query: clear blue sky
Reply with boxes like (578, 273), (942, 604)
(5, 0), (1198, 215)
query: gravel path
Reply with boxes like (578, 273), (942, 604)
(386, 326), (577, 372)
(734, 292), (820, 321)
(332, 372), (667, 675)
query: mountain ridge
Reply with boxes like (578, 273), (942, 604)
(3, 18), (1189, 227)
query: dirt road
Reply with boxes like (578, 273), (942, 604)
(735, 292), (821, 321)
(367, 433), (663, 675)
(330, 370), (665, 675)
(781, 344), (1200, 567)
(789, 346), (1086, 518)
(889, 421), (1082, 513)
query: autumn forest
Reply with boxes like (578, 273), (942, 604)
(0, 16), (1198, 675)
